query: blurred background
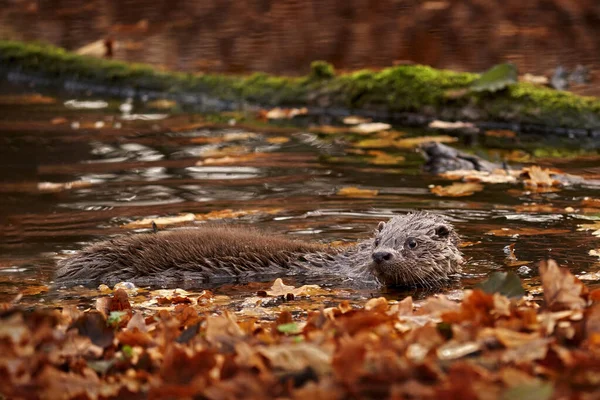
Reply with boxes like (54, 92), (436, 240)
(1, 0), (599, 95)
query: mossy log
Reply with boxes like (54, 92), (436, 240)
(1, 40), (599, 132)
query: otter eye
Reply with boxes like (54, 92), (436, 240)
(435, 225), (450, 238)
(404, 237), (418, 250)
(374, 237), (381, 247)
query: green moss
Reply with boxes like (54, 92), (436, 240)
(309, 60), (335, 80)
(1, 40), (599, 129)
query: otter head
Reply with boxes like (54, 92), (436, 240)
(369, 212), (463, 287)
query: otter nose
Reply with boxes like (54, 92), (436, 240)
(372, 251), (393, 263)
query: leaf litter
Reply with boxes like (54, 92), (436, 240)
(3, 259), (600, 398)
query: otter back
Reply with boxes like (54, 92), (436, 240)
(55, 226), (333, 286)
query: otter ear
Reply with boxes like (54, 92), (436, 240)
(435, 225), (450, 238)
(377, 221), (386, 232)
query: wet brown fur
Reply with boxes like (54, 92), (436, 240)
(55, 212), (464, 288)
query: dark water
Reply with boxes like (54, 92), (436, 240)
(1, 84), (600, 308)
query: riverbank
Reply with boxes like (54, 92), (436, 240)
(1, 40), (599, 134)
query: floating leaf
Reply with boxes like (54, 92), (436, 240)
(366, 150), (405, 165)
(266, 136), (290, 144)
(37, 180), (94, 193)
(428, 120), (478, 133)
(263, 107), (308, 120)
(475, 271), (525, 299)
(266, 278), (322, 297)
(121, 213), (196, 229)
(430, 182), (483, 197)
(520, 166), (560, 189)
(342, 116), (372, 125)
(470, 63), (518, 92)
(394, 135), (458, 148)
(146, 99), (177, 109)
(355, 138), (397, 148)
(349, 122), (391, 134)
(336, 186), (379, 198)
(440, 169), (517, 184)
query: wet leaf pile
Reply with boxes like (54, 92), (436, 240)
(2, 261), (600, 399)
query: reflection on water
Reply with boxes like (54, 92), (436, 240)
(1, 0), (599, 99)
(1, 87), (600, 309)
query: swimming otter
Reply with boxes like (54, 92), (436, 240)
(54, 212), (463, 288)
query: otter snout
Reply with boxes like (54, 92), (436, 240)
(372, 250), (393, 263)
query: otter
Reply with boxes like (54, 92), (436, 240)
(54, 212), (463, 288)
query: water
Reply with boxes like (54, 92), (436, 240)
(1, 85), (600, 309)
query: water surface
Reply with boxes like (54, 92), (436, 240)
(1, 85), (599, 309)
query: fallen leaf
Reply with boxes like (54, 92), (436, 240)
(266, 278), (321, 297)
(71, 312), (114, 348)
(355, 138), (397, 148)
(266, 136), (290, 144)
(440, 169), (517, 184)
(146, 99), (177, 109)
(37, 180), (94, 193)
(539, 259), (587, 311)
(475, 272), (525, 298)
(264, 107), (308, 119)
(431, 182), (484, 197)
(336, 186), (379, 198)
(395, 135), (458, 148)
(520, 166), (560, 189)
(349, 122), (391, 134)
(501, 382), (553, 400)
(485, 130), (517, 138)
(342, 116), (372, 125)
(428, 120), (478, 133)
(121, 213), (196, 229)
(258, 343), (332, 375)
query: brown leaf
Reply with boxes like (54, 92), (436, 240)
(539, 259), (587, 311)
(258, 343), (332, 375)
(431, 182), (484, 197)
(394, 135), (458, 148)
(121, 213), (196, 229)
(266, 278), (321, 296)
(521, 166), (561, 189)
(485, 129), (517, 138)
(336, 186), (379, 198)
(71, 311), (114, 348)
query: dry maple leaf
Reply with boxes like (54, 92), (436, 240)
(521, 166), (560, 188)
(539, 259), (587, 311)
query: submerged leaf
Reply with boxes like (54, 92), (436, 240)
(475, 272), (526, 299)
